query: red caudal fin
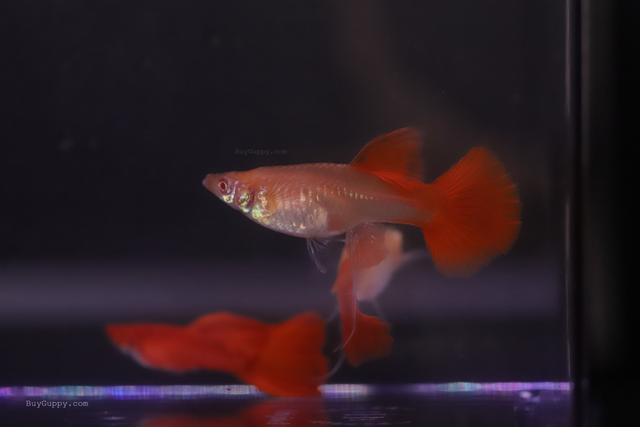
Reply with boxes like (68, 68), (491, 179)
(241, 312), (329, 397)
(343, 307), (393, 367)
(107, 312), (328, 397)
(422, 147), (521, 277)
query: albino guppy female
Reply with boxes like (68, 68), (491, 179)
(203, 128), (521, 282)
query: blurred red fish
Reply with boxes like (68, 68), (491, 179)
(332, 227), (415, 366)
(203, 128), (521, 279)
(106, 312), (328, 397)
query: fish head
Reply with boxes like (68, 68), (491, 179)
(203, 172), (257, 214)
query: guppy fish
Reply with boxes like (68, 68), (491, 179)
(106, 312), (328, 397)
(332, 227), (416, 366)
(203, 128), (521, 278)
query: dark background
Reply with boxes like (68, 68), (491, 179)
(583, 0), (640, 425)
(0, 0), (573, 393)
(0, 0), (566, 262)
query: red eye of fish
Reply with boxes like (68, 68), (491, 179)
(218, 178), (231, 194)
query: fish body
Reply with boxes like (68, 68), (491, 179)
(204, 128), (521, 277)
(205, 163), (430, 238)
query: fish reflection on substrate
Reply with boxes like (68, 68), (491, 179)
(203, 128), (521, 284)
(139, 399), (328, 427)
(106, 312), (328, 397)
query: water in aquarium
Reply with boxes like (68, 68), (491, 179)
(1, 1), (577, 425)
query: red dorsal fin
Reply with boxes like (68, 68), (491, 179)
(350, 128), (424, 181)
